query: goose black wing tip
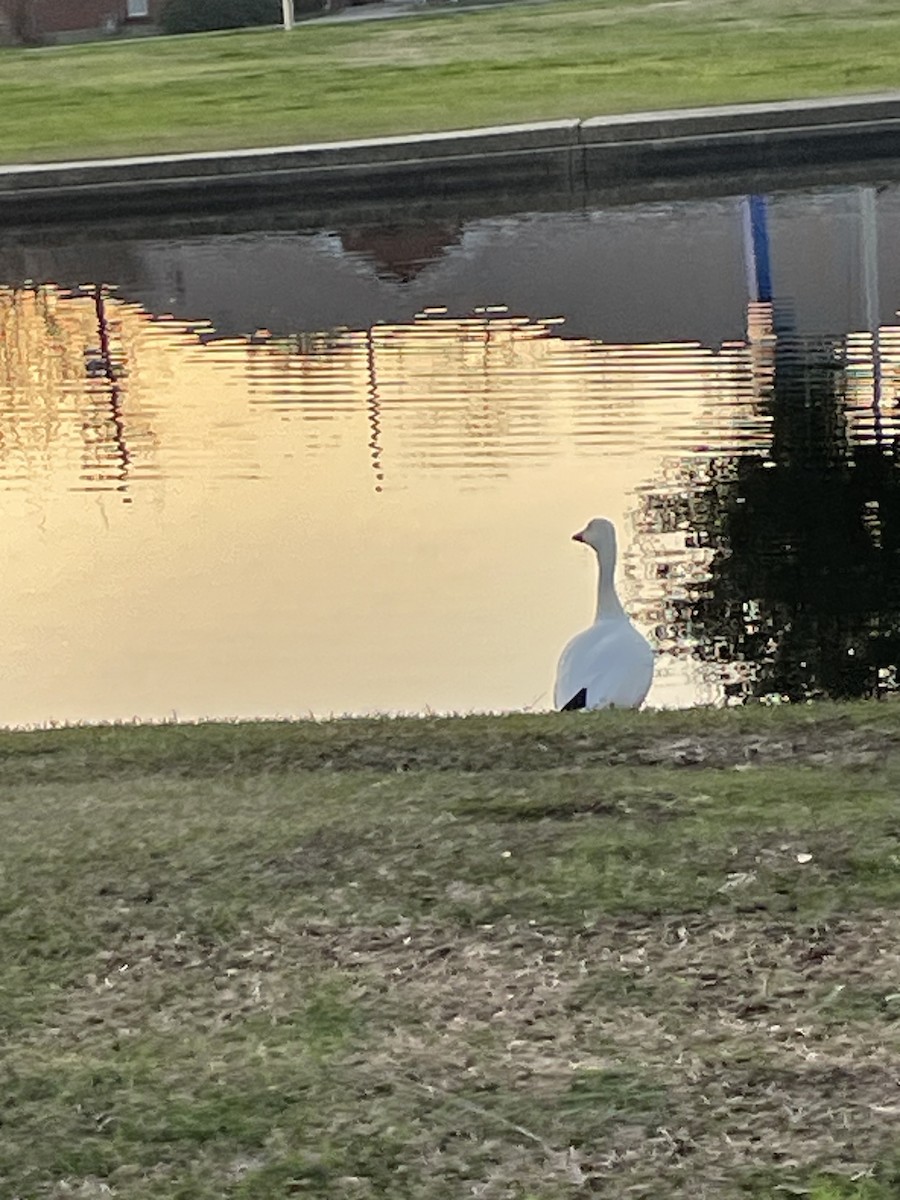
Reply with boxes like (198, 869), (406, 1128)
(560, 687), (587, 712)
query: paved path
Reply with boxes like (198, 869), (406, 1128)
(311, 0), (519, 23)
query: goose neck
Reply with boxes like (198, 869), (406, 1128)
(595, 546), (626, 621)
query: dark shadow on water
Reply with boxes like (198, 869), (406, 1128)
(643, 312), (900, 701)
(4, 160), (900, 247)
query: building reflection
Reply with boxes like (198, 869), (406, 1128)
(337, 221), (464, 283)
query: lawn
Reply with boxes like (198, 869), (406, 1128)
(3, 703), (900, 1198)
(0, 0), (899, 162)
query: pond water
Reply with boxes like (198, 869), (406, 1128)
(2, 181), (900, 724)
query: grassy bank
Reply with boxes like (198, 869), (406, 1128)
(3, 704), (900, 1198)
(1, 0), (900, 163)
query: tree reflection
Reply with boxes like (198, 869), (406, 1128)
(643, 316), (900, 701)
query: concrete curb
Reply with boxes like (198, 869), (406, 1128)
(2, 93), (899, 223)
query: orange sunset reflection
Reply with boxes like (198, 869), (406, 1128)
(1, 284), (896, 724)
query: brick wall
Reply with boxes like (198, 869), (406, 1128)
(23, 0), (163, 36)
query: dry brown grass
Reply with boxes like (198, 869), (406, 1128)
(3, 707), (900, 1197)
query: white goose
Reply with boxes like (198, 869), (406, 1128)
(554, 517), (654, 711)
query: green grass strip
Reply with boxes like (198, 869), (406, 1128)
(1, 0), (899, 162)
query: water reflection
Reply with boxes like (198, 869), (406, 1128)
(9, 185), (900, 347)
(635, 188), (900, 703)
(338, 222), (464, 282)
(640, 306), (900, 702)
(2, 183), (900, 722)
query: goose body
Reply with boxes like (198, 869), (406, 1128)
(554, 517), (654, 711)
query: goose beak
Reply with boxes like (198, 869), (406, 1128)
(572, 530), (586, 543)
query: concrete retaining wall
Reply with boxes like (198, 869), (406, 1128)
(1, 94), (899, 224)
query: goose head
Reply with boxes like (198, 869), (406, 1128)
(572, 517), (617, 560)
